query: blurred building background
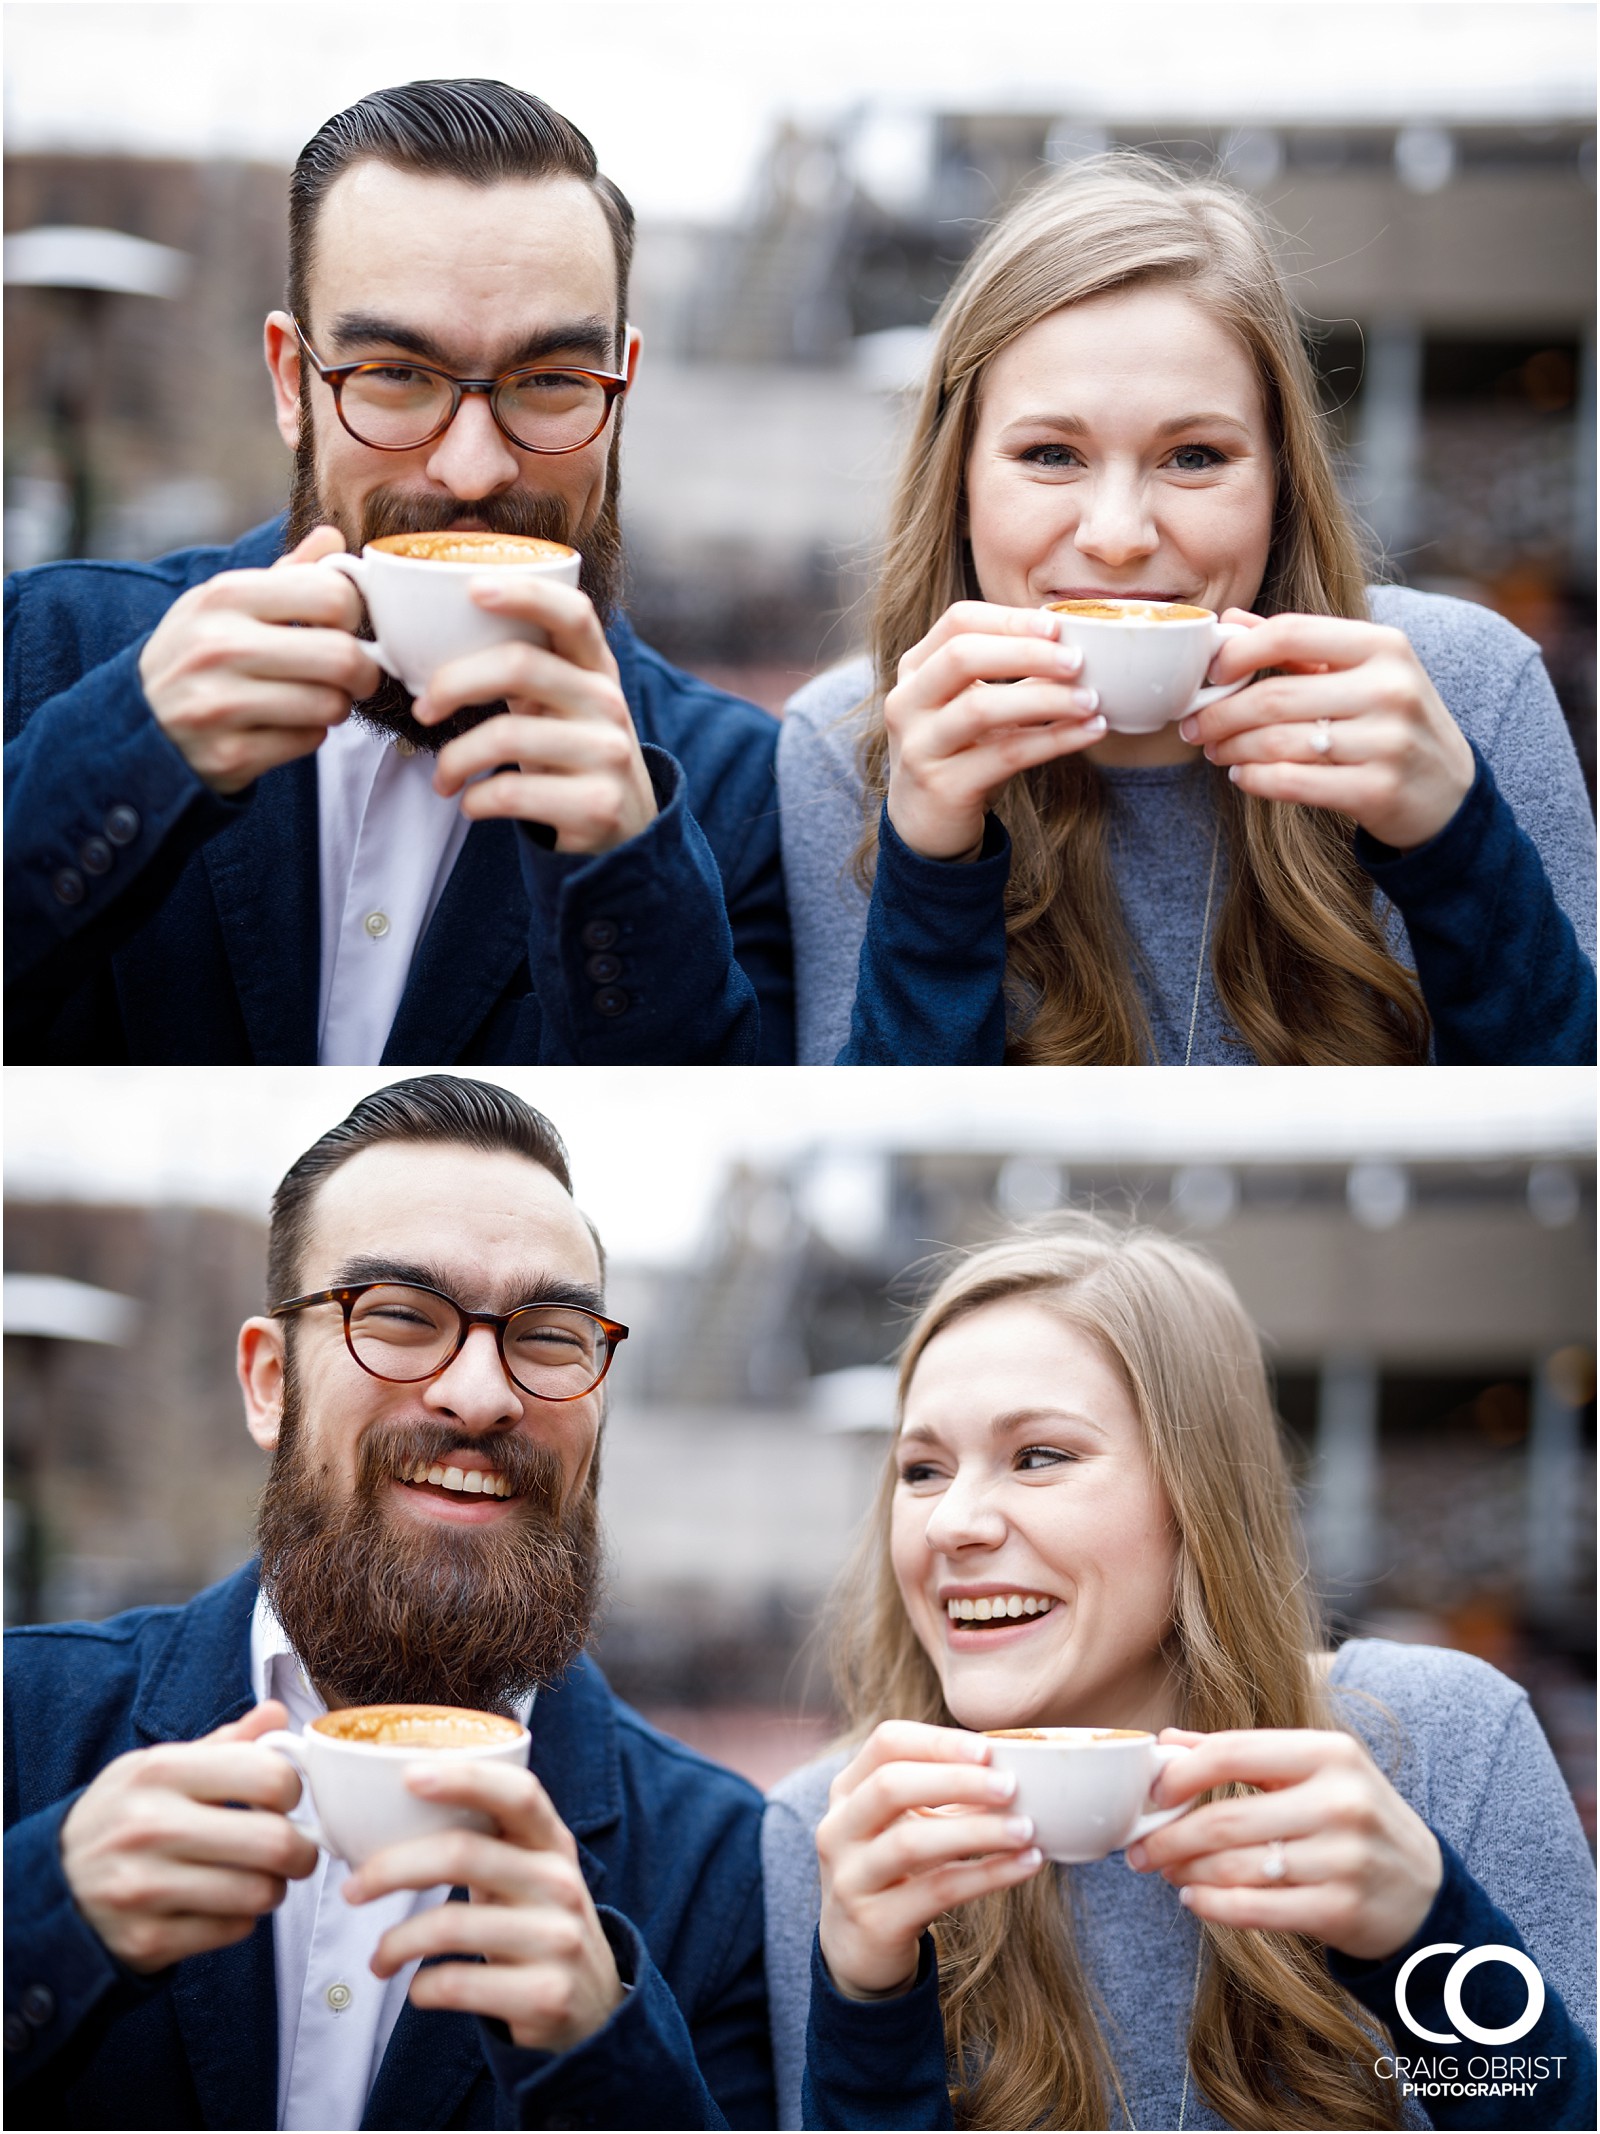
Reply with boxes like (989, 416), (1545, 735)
(4, 5), (1595, 783)
(6, 1075), (1594, 1821)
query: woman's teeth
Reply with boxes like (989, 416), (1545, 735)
(401, 1460), (513, 1499)
(946, 1594), (1054, 1624)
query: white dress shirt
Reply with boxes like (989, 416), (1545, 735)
(315, 718), (473, 1066)
(250, 1594), (534, 2130)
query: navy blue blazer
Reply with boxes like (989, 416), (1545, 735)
(3, 1566), (774, 2129)
(4, 520), (793, 1064)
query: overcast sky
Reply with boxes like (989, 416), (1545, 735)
(4, 2), (1593, 221)
(4, 1067), (1592, 1265)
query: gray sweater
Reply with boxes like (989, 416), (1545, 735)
(777, 588), (1597, 1064)
(762, 1640), (1598, 2131)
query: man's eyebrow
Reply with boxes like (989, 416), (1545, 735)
(329, 1256), (606, 1316)
(325, 311), (619, 371)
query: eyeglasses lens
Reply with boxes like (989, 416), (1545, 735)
(346, 1284), (607, 1395)
(339, 365), (609, 451)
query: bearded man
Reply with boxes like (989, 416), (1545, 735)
(5, 79), (791, 1066)
(3, 1076), (773, 2129)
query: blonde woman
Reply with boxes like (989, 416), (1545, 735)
(762, 1219), (1596, 2129)
(777, 157), (1594, 1064)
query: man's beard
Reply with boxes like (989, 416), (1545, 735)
(286, 414), (627, 755)
(256, 1363), (605, 1715)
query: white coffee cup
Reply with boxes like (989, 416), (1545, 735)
(1044, 597), (1252, 735)
(983, 1726), (1195, 1862)
(322, 531), (582, 696)
(258, 1702), (531, 1867)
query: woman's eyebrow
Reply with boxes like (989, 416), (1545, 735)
(988, 1406), (1109, 1440)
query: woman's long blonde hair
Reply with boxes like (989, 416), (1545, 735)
(828, 1215), (1402, 2129)
(855, 154), (1429, 1063)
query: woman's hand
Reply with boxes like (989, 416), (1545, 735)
(884, 604), (1106, 861)
(816, 1721), (1044, 1999)
(1180, 611), (1476, 852)
(1126, 1727), (1443, 1963)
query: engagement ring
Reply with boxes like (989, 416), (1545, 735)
(1310, 719), (1332, 757)
(1262, 1838), (1288, 1883)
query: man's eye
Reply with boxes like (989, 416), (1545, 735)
(1167, 443), (1225, 471)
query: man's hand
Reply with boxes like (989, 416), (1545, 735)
(417, 577), (657, 854)
(59, 1701), (319, 1974)
(344, 1760), (625, 2052)
(137, 526), (381, 795)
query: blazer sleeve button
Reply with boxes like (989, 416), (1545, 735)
(104, 804), (141, 846)
(51, 867), (86, 906)
(20, 1985), (54, 2026)
(4, 2014), (30, 2054)
(592, 987), (630, 1018)
(79, 836), (114, 877)
(584, 953), (623, 985)
(580, 919), (619, 952)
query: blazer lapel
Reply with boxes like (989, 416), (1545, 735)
(167, 1921), (280, 2132)
(381, 821), (528, 1065)
(202, 756), (321, 1061)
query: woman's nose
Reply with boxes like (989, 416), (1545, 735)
(923, 1470), (1007, 1552)
(1072, 470), (1159, 568)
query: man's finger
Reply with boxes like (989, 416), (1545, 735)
(468, 576), (614, 674)
(274, 524), (348, 567)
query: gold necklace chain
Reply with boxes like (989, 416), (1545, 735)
(1181, 813), (1224, 1069)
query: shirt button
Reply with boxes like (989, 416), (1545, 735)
(593, 986), (630, 1018)
(79, 835), (114, 876)
(326, 1982), (353, 2012)
(585, 952), (623, 984)
(104, 804), (141, 846)
(19, 1985), (54, 2026)
(51, 867), (86, 906)
(580, 919), (619, 952)
(394, 738), (417, 758)
(363, 911), (390, 940)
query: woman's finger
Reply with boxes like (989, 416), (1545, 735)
(1206, 613), (1410, 683)
(906, 680), (1102, 761)
(897, 603), (1061, 682)
(1205, 710), (1410, 771)
(1182, 663), (1397, 749)
(826, 1760), (1019, 1847)
(832, 1724), (990, 1798)
(894, 633), (1084, 719)
(849, 1845), (1046, 1944)
(836, 1808), (1037, 1896)
(1151, 1729), (1368, 1807)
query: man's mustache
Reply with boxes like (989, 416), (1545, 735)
(353, 1422), (571, 1509)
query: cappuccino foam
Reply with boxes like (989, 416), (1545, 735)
(312, 1703), (523, 1749)
(370, 531), (575, 567)
(1049, 599), (1212, 623)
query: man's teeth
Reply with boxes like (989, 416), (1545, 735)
(946, 1594), (1055, 1623)
(402, 1459), (512, 1498)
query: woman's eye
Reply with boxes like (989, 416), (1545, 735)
(897, 1461), (942, 1486)
(1166, 443), (1225, 472)
(1017, 1445), (1074, 1471)
(1018, 443), (1080, 469)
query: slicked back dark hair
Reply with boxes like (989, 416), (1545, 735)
(267, 1074), (588, 1306)
(287, 78), (635, 354)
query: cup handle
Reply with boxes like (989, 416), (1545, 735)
(1183, 620), (1254, 715)
(318, 551), (400, 680)
(1126, 1742), (1197, 1844)
(255, 1728), (333, 1853)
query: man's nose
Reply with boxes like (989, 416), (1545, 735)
(421, 1324), (524, 1429)
(1072, 468), (1159, 569)
(421, 390), (523, 500)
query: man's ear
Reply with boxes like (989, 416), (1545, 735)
(264, 311), (305, 453)
(239, 1317), (287, 1452)
(623, 324), (641, 388)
